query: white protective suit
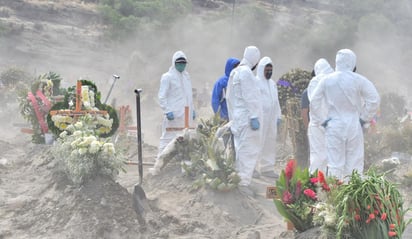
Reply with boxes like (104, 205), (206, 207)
(256, 57), (282, 173)
(310, 49), (380, 180)
(307, 58), (334, 173)
(226, 46), (262, 186)
(157, 51), (195, 158)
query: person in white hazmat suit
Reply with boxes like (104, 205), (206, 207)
(150, 50), (195, 175)
(307, 58), (334, 173)
(226, 46), (262, 194)
(310, 49), (380, 180)
(255, 56), (282, 178)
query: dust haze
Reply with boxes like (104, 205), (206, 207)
(1, 0), (412, 145)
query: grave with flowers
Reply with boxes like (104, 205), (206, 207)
(273, 159), (411, 239)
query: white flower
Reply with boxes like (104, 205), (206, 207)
(59, 131), (68, 138)
(89, 140), (101, 154)
(103, 143), (115, 155)
(73, 130), (82, 137)
(74, 121), (83, 129)
(78, 147), (87, 155)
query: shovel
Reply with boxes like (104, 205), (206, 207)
(132, 88), (148, 225)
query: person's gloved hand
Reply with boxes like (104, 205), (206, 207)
(359, 118), (370, 129)
(250, 118), (260, 130)
(166, 112), (174, 120)
(277, 118), (282, 127)
(321, 118), (332, 128)
(193, 110), (196, 120)
(359, 118), (366, 127)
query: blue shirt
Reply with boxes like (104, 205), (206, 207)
(211, 57), (240, 120)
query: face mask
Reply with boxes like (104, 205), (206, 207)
(251, 64), (257, 71)
(175, 63), (186, 72)
(265, 71), (272, 80)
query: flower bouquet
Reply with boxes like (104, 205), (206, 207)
(274, 159), (330, 232)
(330, 170), (411, 239)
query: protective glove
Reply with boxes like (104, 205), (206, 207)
(321, 118), (332, 128)
(359, 118), (366, 127)
(193, 110), (196, 120)
(166, 112), (174, 120)
(359, 118), (370, 129)
(277, 118), (282, 127)
(250, 118), (260, 130)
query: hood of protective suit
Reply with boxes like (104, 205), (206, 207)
(224, 57), (240, 77)
(171, 50), (187, 66)
(240, 46), (260, 69)
(335, 49), (356, 72)
(256, 56), (273, 80)
(314, 58), (333, 76)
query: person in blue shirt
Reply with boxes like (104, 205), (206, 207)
(211, 57), (240, 121)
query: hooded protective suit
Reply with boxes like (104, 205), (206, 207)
(226, 46), (262, 186)
(211, 57), (240, 120)
(307, 58), (334, 173)
(157, 51), (195, 158)
(256, 57), (281, 173)
(310, 49), (380, 180)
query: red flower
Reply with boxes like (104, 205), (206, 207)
(282, 191), (294, 204)
(389, 224), (396, 230)
(381, 213), (387, 220)
(317, 171), (330, 191)
(388, 231), (397, 237)
(285, 160), (296, 180)
(303, 189), (317, 200)
(310, 177), (319, 184)
(355, 214), (361, 221)
(369, 213), (375, 220)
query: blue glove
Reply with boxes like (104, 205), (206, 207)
(359, 118), (366, 127)
(250, 118), (260, 130)
(166, 112), (174, 120)
(193, 110), (196, 120)
(277, 118), (282, 127)
(321, 118), (332, 128)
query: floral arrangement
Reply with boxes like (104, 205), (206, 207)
(46, 79), (119, 138)
(277, 68), (311, 115)
(326, 171), (410, 239)
(18, 72), (61, 143)
(274, 159), (411, 238)
(180, 115), (240, 191)
(274, 159), (331, 232)
(52, 115), (125, 185)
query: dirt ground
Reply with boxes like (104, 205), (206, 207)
(1, 1), (412, 238)
(1, 107), (412, 239)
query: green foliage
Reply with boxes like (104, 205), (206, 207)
(277, 68), (311, 115)
(0, 67), (31, 89)
(333, 170), (409, 239)
(98, 0), (191, 39)
(181, 115), (239, 192)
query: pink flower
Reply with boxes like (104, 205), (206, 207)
(310, 178), (319, 184)
(282, 191), (294, 204)
(303, 189), (317, 200)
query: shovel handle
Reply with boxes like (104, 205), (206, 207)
(134, 89), (143, 185)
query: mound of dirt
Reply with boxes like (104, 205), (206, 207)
(0, 133), (294, 239)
